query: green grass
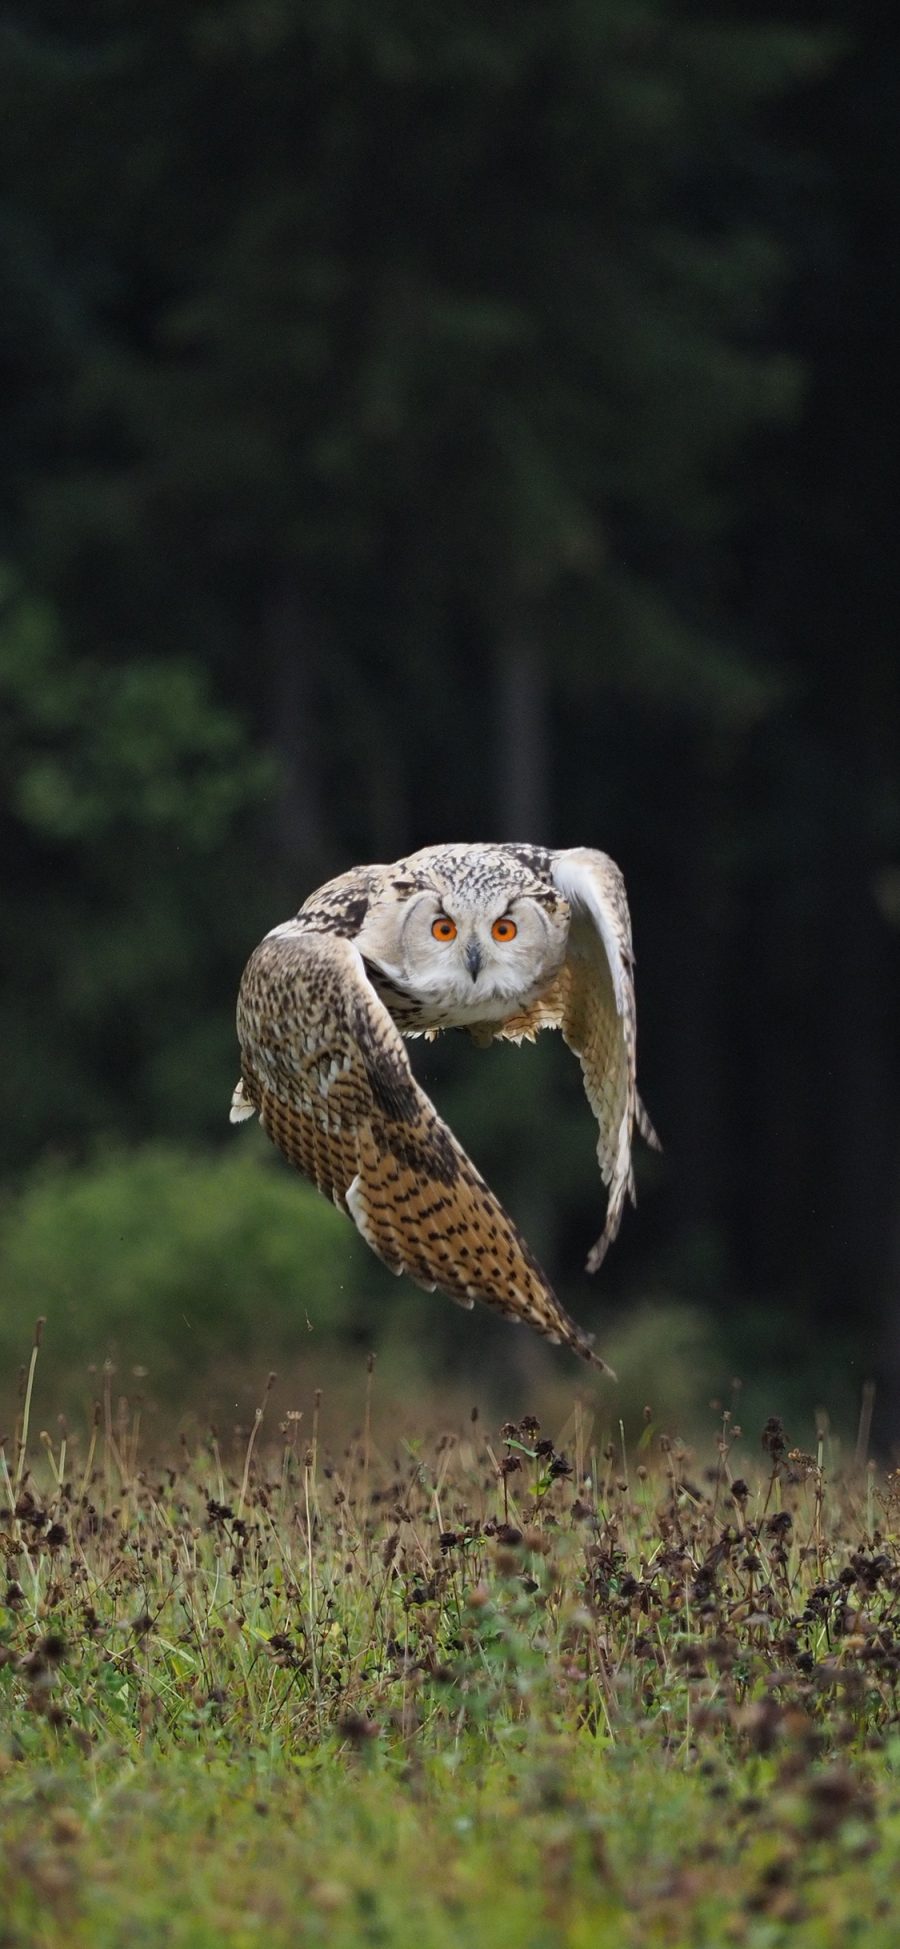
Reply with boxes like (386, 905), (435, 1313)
(2, 1340), (900, 1946)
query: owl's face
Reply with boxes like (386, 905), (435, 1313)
(387, 883), (568, 1027)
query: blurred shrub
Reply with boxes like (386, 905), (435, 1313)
(0, 1145), (361, 1404)
(0, 1145), (736, 1439)
(598, 1300), (722, 1442)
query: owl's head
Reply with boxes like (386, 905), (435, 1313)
(386, 879), (568, 1024)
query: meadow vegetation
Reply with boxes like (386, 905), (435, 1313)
(3, 1143), (844, 1446)
(0, 1147), (359, 1402)
(2, 1328), (900, 1947)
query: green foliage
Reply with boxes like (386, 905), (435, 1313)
(0, 571), (277, 1171)
(0, 0), (896, 1360)
(0, 1131), (853, 1440)
(600, 1298), (720, 1434)
(0, 1141), (726, 1430)
(1, 1395), (899, 1944)
(0, 1147), (359, 1401)
(0, 569), (274, 848)
(0, 4), (824, 766)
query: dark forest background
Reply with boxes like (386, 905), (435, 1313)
(1, 1), (899, 1437)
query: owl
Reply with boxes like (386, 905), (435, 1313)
(230, 843), (658, 1371)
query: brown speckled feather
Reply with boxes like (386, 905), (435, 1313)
(234, 924), (607, 1368)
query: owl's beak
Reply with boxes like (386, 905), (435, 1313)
(464, 938), (483, 981)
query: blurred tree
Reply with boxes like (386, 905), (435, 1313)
(0, 570), (275, 1160)
(727, 0), (900, 1394)
(0, 4), (816, 781)
(7, 0), (897, 1416)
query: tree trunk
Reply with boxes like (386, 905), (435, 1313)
(262, 568), (326, 886)
(494, 633), (551, 842)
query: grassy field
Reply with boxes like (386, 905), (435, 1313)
(2, 1336), (900, 1947)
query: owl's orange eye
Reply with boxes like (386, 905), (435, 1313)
(491, 917), (517, 942)
(432, 916), (457, 942)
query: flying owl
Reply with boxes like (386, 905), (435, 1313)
(231, 843), (658, 1371)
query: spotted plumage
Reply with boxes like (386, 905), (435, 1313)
(231, 842), (658, 1370)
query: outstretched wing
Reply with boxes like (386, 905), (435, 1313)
(553, 848), (637, 1269)
(492, 848), (657, 1271)
(232, 923), (608, 1368)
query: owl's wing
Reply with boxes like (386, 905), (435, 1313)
(552, 849), (649, 1270)
(295, 862), (383, 936)
(232, 923), (609, 1369)
(493, 848), (656, 1272)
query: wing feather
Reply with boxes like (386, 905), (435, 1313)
(549, 849), (643, 1271)
(233, 924), (607, 1367)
